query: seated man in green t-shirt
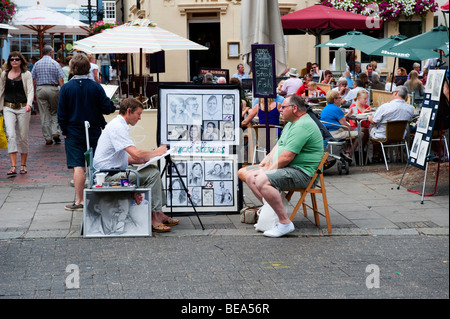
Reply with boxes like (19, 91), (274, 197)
(238, 94), (324, 237)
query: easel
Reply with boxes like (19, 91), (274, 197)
(397, 137), (447, 204)
(397, 70), (448, 204)
(160, 154), (205, 230)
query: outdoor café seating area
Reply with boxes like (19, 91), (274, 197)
(106, 65), (447, 176)
(239, 76), (435, 169)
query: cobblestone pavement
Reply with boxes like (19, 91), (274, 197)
(0, 236), (448, 300)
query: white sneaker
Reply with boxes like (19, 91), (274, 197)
(263, 222), (295, 238)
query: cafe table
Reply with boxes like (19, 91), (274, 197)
(306, 97), (326, 117)
(347, 111), (373, 166)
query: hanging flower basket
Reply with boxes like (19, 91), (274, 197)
(88, 20), (119, 36)
(0, 0), (17, 24)
(320, 0), (439, 22)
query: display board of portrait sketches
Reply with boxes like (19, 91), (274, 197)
(161, 155), (239, 213)
(83, 188), (152, 238)
(159, 85), (241, 150)
(158, 84), (242, 214)
(408, 69), (446, 170)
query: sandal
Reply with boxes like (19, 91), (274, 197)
(7, 166), (17, 175)
(152, 223), (171, 233)
(163, 217), (179, 226)
(20, 165), (27, 174)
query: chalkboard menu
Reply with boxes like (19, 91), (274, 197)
(251, 44), (276, 98)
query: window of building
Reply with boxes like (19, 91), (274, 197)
(103, 1), (116, 23)
(9, 34), (77, 63)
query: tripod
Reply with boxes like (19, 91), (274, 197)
(160, 154), (205, 230)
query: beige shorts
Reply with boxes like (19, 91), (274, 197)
(330, 127), (359, 140)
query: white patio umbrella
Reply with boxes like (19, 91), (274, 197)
(0, 23), (18, 31)
(73, 19), (208, 54)
(240, 0), (287, 154)
(9, 4), (89, 57)
(240, 0), (287, 77)
(73, 19), (208, 95)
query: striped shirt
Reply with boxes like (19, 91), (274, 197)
(31, 55), (65, 86)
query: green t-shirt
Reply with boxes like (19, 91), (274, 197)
(273, 114), (324, 176)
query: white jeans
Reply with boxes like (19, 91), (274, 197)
(3, 106), (31, 154)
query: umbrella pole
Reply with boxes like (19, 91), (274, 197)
(38, 29), (44, 58)
(115, 54), (123, 97)
(130, 54), (135, 97)
(352, 48), (356, 79)
(390, 58), (397, 92)
(315, 35), (321, 66)
(140, 48), (143, 98)
(264, 98), (270, 155)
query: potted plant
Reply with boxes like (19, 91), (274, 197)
(320, 0), (439, 21)
(88, 20), (119, 36)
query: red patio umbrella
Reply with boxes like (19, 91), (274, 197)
(441, 1), (449, 12)
(281, 3), (383, 62)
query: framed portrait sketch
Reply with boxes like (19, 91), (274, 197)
(159, 85), (241, 147)
(424, 69), (446, 101)
(83, 188), (151, 238)
(161, 156), (239, 214)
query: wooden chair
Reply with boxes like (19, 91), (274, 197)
(317, 83), (331, 94)
(285, 152), (332, 233)
(372, 89), (411, 108)
(366, 120), (409, 171)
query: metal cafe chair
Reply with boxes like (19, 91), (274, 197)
(366, 120), (409, 171)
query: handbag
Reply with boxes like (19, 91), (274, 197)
(240, 206), (259, 224)
(0, 116), (7, 149)
(254, 193), (292, 232)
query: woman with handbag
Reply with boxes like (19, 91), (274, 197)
(0, 52), (34, 175)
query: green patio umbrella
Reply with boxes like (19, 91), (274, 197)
(358, 34), (442, 91)
(316, 30), (379, 75)
(361, 34), (442, 61)
(390, 26), (448, 60)
(359, 35), (406, 56)
(359, 35), (411, 92)
(316, 30), (378, 51)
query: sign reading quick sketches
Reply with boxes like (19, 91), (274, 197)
(171, 141), (229, 157)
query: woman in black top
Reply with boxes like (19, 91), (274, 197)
(0, 52), (34, 175)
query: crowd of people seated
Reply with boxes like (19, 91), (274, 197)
(235, 55), (440, 166)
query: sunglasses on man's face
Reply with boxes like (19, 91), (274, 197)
(10, 58), (21, 62)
